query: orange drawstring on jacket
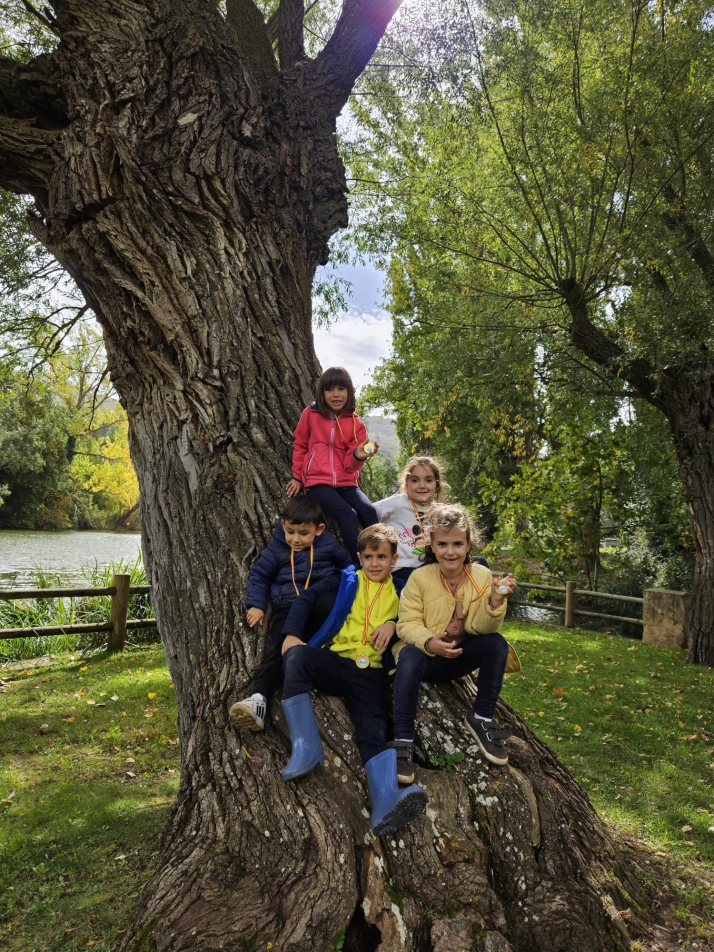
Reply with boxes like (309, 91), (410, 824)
(290, 545), (314, 598)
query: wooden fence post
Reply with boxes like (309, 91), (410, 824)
(109, 573), (131, 651)
(564, 581), (576, 628)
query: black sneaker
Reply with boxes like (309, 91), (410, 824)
(465, 712), (512, 765)
(389, 740), (415, 784)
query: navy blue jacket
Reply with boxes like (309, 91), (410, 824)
(245, 522), (351, 611)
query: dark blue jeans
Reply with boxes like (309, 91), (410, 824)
(306, 485), (378, 562)
(283, 645), (388, 765)
(252, 590), (337, 700)
(392, 633), (509, 740)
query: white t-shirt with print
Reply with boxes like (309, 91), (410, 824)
(375, 493), (432, 570)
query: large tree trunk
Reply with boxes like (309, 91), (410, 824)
(565, 282), (714, 666)
(0, 2), (660, 949)
(665, 384), (714, 666)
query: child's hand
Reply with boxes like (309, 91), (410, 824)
(425, 630), (464, 658)
(355, 439), (379, 460)
(286, 478), (304, 497)
(246, 607), (265, 627)
(281, 635), (304, 654)
(370, 621), (396, 651)
(490, 573), (517, 608)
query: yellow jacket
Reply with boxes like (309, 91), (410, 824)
(394, 562), (521, 672)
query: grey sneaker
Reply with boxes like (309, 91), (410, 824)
(229, 693), (267, 731)
(389, 740), (415, 784)
(465, 712), (512, 765)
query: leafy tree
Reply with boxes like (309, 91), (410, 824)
(0, 0), (662, 947)
(350, 0), (714, 664)
(0, 365), (74, 527)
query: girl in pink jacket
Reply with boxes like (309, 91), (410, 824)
(286, 367), (379, 562)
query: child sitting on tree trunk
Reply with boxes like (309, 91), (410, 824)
(390, 504), (520, 784)
(286, 366), (379, 564)
(278, 524), (428, 836)
(229, 496), (351, 731)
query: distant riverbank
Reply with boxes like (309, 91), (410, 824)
(0, 530), (142, 586)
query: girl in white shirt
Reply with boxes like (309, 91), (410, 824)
(375, 456), (447, 583)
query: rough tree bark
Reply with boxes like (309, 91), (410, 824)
(0, 2), (660, 949)
(564, 280), (714, 667)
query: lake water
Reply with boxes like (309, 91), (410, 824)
(0, 530), (143, 586)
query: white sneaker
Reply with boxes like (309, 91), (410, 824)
(229, 693), (267, 731)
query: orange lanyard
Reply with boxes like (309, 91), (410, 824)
(410, 498), (426, 534)
(362, 579), (386, 645)
(290, 545), (314, 598)
(334, 413), (358, 445)
(439, 568), (491, 601)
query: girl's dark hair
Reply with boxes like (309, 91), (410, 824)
(315, 366), (356, 416)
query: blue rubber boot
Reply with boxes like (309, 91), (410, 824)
(365, 748), (427, 835)
(281, 693), (324, 781)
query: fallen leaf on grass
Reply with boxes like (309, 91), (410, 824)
(574, 725), (582, 733)
(125, 757), (135, 763)
(681, 825), (693, 832)
(147, 692), (156, 700)
(552, 688), (565, 697)
(126, 771), (136, 778)
(87, 700), (96, 706)
(79, 666), (88, 672)
(115, 854), (127, 861)
(538, 712), (544, 717)
(66, 717), (74, 723)
(111, 696), (119, 701)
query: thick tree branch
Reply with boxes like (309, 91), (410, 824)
(226, 0), (278, 88)
(276, 0), (305, 69)
(0, 115), (58, 195)
(560, 277), (660, 403)
(305, 0), (404, 116)
(661, 184), (714, 291)
(0, 54), (67, 128)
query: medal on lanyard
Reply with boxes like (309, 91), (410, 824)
(358, 579), (386, 668)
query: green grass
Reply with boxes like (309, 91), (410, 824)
(0, 646), (178, 951)
(503, 621), (714, 866)
(1, 625), (713, 950)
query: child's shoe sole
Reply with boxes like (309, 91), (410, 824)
(373, 789), (427, 836)
(229, 702), (265, 731)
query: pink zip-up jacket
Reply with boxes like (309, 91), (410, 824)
(292, 404), (368, 488)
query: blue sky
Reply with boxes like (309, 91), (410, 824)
(312, 260), (393, 392)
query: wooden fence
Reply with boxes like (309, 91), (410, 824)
(508, 581), (644, 628)
(0, 574), (156, 651)
(0, 574), (653, 651)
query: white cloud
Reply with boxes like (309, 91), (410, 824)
(313, 308), (392, 392)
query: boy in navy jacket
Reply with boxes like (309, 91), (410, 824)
(229, 496), (351, 730)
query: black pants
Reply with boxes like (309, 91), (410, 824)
(252, 591), (336, 700)
(306, 485), (378, 562)
(392, 633), (510, 740)
(282, 645), (388, 765)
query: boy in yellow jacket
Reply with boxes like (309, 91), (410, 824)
(392, 504), (519, 781)
(279, 524), (428, 835)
